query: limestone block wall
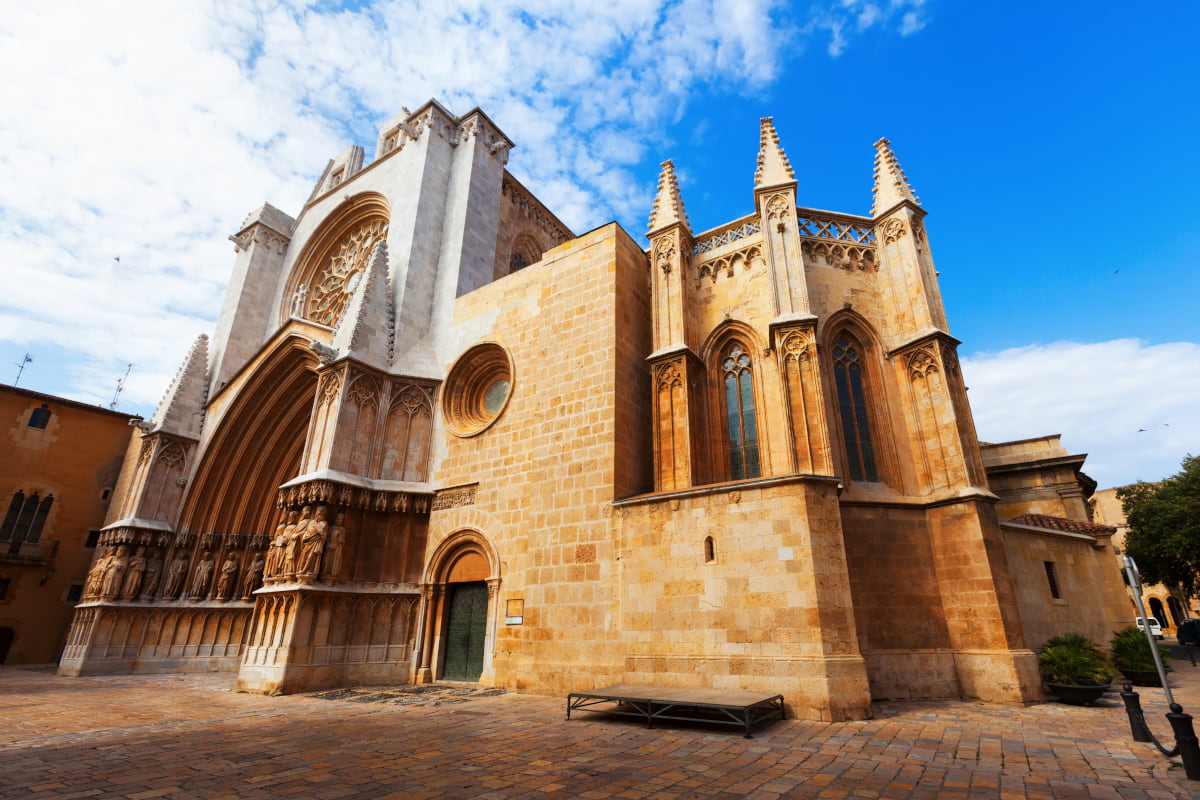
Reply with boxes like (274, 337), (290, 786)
(429, 223), (651, 694)
(614, 478), (871, 721)
(1002, 526), (1130, 649)
(840, 504), (960, 700)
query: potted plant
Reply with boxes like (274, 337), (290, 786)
(1111, 626), (1170, 686)
(1038, 632), (1115, 705)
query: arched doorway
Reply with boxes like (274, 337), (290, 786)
(1169, 596), (1186, 627)
(1149, 597), (1168, 629)
(417, 531), (499, 684)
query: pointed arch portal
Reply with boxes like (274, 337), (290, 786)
(179, 337), (319, 539)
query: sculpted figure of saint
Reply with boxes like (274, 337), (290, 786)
(322, 511), (347, 581)
(296, 505), (328, 581)
(101, 546), (130, 599)
(241, 553), (265, 599)
(281, 506), (311, 579)
(84, 548), (112, 599)
(139, 551), (162, 601)
(216, 553), (239, 601)
(120, 546), (147, 600)
(163, 552), (189, 599)
(265, 512), (294, 580)
(189, 551), (215, 599)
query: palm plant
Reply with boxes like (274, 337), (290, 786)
(1038, 633), (1115, 686)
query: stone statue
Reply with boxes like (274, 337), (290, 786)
(163, 552), (190, 599)
(296, 505), (328, 580)
(240, 553), (265, 599)
(322, 511), (347, 581)
(215, 553), (239, 601)
(119, 546), (147, 600)
(139, 551), (162, 601)
(189, 552), (215, 599)
(265, 511), (295, 580)
(101, 545), (130, 599)
(84, 548), (112, 599)
(282, 505), (311, 579)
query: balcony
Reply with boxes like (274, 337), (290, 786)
(0, 539), (59, 565)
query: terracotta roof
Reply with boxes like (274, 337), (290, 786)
(1006, 512), (1116, 535)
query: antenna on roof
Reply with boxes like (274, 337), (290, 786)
(13, 353), (32, 386)
(110, 363), (132, 409)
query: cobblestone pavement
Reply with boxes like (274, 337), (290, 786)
(3, 661), (1200, 799)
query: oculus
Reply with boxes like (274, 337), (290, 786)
(443, 343), (514, 437)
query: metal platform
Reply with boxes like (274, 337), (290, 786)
(566, 684), (785, 738)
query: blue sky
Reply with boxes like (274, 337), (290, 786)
(0, 0), (1196, 489)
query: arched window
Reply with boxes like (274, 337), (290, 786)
(832, 335), (878, 482)
(28, 404), (50, 429)
(0, 491), (54, 547)
(722, 343), (761, 480)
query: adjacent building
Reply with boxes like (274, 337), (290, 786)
(1, 384), (135, 663)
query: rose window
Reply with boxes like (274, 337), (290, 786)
(306, 218), (388, 326)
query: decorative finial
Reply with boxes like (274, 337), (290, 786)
(647, 160), (690, 234)
(872, 137), (921, 216)
(754, 117), (796, 188)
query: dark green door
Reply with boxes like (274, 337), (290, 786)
(443, 581), (487, 681)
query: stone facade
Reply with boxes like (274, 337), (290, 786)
(0, 385), (135, 664)
(60, 101), (1127, 719)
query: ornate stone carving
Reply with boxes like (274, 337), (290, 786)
(655, 360), (683, 390)
(307, 218), (389, 327)
(779, 329), (815, 363)
(318, 372), (343, 408)
(322, 511), (347, 580)
(801, 241), (877, 272)
(163, 551), (190, 600)
(189, 552), (215, 599)
(276, 479), (431, 514)
(695, 244), (763, 284)
(906, 346), (939, 379)
(796, 213), (876, 244)
(882, 217), (907, 244)
(500, 178), (572, 245)
(653, 236), (677, 275)
(432, 484), (477, 511)
(765, 194), (791, 221)
(216, 553), (239, 601)
(346, 374), (380, 409)
(693, 217), (762, 255)
(296, 505), (329, 581)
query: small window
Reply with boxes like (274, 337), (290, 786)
(28, 404), (51, 430)
(66, 584), (83, 603)
(0, 578), (9, 601)
(100, 488), (112, 501)
(85, 530), (101, 548)
(704, 536), (715, 564)
(1043, 561), (1061, 599)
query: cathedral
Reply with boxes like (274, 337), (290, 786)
(59, 100), (1129, 721)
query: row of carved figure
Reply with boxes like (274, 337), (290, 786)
(84, 544), (265, 603)
(81, 505), (349, 605)
(263, 504), (346, 584)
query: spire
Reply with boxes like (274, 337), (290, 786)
(754, 117), (796, 188)
(647, 160), (690, 234)
(329, 241), (395, 369)
(149, 334), (209, 439)
(871, 137), (921, 216)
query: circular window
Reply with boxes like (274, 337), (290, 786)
(443, 343), (514, 437)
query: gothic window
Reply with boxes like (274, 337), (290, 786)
(28, 404), (50, 429)
(509, 250), (527, 272)
(0, 491), (54, 544)
(722, 343), (761, 480)
(832, 335), (878, 482)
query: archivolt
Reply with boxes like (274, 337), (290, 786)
(178, 337), (319, 539)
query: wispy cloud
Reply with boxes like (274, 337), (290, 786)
(0, 0), (926, 413)
(962, 339), (1200, 488)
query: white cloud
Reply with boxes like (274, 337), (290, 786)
(962, 339), (1200, 489)
(0, 0), (926, 414)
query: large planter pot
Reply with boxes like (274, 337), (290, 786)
(1118, 668), (1163, 687)
(1044, 682), (1112, 706)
